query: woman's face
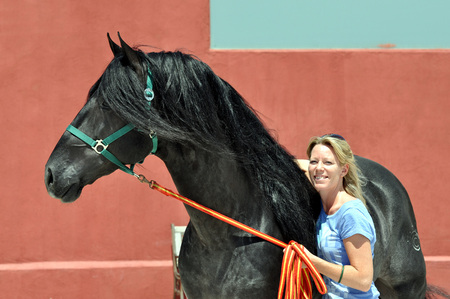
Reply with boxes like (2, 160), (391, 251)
(308, 144), (348, 194)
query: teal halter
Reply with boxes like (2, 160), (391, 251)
(66, 66), (158, 177)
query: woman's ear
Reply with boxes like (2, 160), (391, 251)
(341, 164), (349, 177)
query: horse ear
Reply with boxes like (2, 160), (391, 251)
(107, 33), (122, 57)
(117, 32), (145, 80)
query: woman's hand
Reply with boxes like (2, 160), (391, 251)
(295, 159), (312, 183)
(301, 246), (315, 268)
(303, 234), (374, 292)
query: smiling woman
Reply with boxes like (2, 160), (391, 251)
(301, 134), (379, 298)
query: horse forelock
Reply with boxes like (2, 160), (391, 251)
(97, 50), (321, 247)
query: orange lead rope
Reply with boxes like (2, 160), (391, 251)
(138, 176), (327, 298)
(279, 241), (327, 298)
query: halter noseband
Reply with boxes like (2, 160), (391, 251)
(66, 66), (157, 177)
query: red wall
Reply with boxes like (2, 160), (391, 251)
(0, 0), (448, 297)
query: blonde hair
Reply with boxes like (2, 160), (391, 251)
(306, 135), (366, 206)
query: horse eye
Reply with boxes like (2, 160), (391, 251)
(100, 100), (111, 111)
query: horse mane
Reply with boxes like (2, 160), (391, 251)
(98, 50), (321, 247)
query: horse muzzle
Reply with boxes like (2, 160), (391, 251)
(44, 164), (83, 203)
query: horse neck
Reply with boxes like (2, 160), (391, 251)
(157, 141), (278, 243)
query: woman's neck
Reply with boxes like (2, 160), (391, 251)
(321, 189), (352, 215)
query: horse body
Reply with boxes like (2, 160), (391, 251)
(45, 35), (429, 298)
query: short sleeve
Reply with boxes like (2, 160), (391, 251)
(338, 205), (375, 242)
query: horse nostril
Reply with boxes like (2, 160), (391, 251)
(45, 167), (54, 187)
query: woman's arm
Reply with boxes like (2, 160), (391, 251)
(295, 159), (311, 183)
(305, 234), (374, 292)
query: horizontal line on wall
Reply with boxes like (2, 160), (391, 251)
(0, 256), (447, 271)
(424, 256), (450, 262)
(0, 260), (173, 271)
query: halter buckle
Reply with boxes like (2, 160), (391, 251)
(93, 139), (108, 154)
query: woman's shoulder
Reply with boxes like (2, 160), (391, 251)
(340, 198), (366, 211)
(336, 199), (372, 221)
(337, 200), (376, 241)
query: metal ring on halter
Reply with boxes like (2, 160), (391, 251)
(137, 174), (146, 182)
(144, 88), (154, 101)
(93, 140), (108, 154)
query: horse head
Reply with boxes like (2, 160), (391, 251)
(44, 34), (155, 202)
(45, 33), (320, 254)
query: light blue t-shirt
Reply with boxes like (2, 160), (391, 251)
(316, 200), (380, 299)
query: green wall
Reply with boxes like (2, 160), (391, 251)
(211, 0), (450, 49)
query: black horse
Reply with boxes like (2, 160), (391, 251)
(45, 34), (430, 298)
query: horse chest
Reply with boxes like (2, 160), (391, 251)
(178, 228), (283, 299)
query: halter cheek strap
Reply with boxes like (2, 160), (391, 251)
(65, 65), (157, 177)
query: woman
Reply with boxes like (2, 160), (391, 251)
(297, 134), (379, 298)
